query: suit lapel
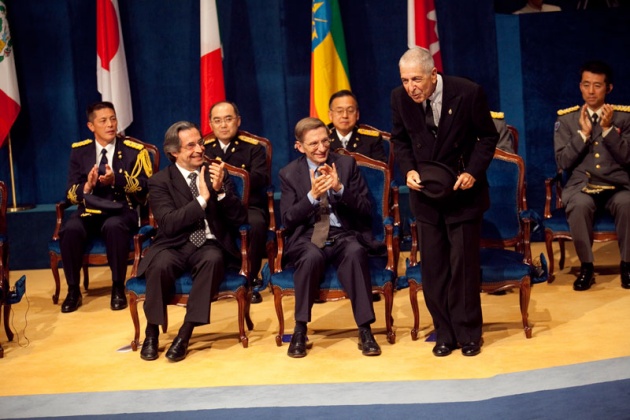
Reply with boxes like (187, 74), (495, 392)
(170, 165), (193, 203)
(432, 77), (461, 160)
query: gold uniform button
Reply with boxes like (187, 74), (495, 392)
(595, 164), (601, 169)
(595, 153), (600, 158)
(594, 141), (599, 146)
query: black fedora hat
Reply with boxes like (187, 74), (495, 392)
(417, 161), (457, 200)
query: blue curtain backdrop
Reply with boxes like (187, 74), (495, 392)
(1, 0), (629, 215)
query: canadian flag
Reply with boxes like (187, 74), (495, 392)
(97, 0), (133, 132)
(0, 0), (20, 147)
(200, 0), (225, 136)
(408, 0), (443, 72)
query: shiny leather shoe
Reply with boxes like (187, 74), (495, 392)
(358, 329), (381, 356)
(140, 337), (159, 361)
(165, 337), (189, 362)
(61, 290), (82, 313)
(432, 343), (457, 357)
(621, 262), (630, 289)
(111, 284), (128, 311)
(461, 340), (483, 357)
(251, 291), (263, 304)
(287, 331), (308, 358)
(573, 265), (595, 291)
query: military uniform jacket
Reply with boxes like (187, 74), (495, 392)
(329, 125), (388, 163)
(204, 134), (269, 209)
(65, 137), (150, 216)
(554, 105), (630, 201)
(391, 75), (499, 225)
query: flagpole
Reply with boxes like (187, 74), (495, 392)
(6, 133), (34, 213)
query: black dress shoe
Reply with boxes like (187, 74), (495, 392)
(61, 290), (82, 313)
(573, 265), (595, 291)
(461, 340), (482, 357)
(140, 337), (159, 361)
(621, 262), (630, 289)
(287, 331), (308, 358)
(165, 337), (189, 362)
(111, 284), (128, 311)
(432, 343), (457, 357)
(251, 291), (263, 304)
(358, 329), (381, 356)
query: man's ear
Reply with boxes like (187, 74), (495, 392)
(607, 83), (613, 94)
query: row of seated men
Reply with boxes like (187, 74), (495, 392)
(54, 56), (628, 362)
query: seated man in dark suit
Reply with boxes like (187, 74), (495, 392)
(279, 117), (381, 358)
(59, 101), (151, 313)
(139, 121), (247, 362)
(327, 90), (387, 163)
(554, 60), (630, 291)
(204, 101), (269, 303)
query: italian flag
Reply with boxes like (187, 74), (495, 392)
(97, 0), (133, 132)
(0, 0), (20, 147)
(200, 0), (225, 136)
(408, 0), (443, 72)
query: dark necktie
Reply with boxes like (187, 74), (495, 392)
(425, 99), (438, 138)
(311, 170), (330, 248)
(98, 149), (108, 175)
(188, 172), (206, 247)
(591, 113), (598, 126)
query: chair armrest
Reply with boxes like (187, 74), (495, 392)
(266, 186), (276, 232)
(238, 224), (251, 280)
(273, 227), (288, 274)
(129, 228), (157, 277)
(408, 217), (419, 266)
(390, 182), (401, 227)
(52, 201), (72, 240)
(383, 218), (397, 276)
(543, 178), (555, 218)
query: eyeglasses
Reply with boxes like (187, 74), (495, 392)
(210, 116), (237, 125)
(331, 107), (357, 116)
(302, 139), (331, 150)
(182, 139), (205, 150)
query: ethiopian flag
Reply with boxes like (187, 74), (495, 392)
(310, 0), (350, 125)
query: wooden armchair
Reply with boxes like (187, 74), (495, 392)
(48, 136), (159, 304)
(125, 161), (254, 350)
(543, 169), (617, 281)
(401, 149), (543, 340)
(262, 153), (398, 346)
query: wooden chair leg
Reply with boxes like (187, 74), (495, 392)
(3, 302), (13, 342)
(558, 239), (566, 271)
(272, 286), (285, 346)
(544, 230), (555, 283)
(236, 288), (249, 348)
(129, 293), (141, 351)
(409, 280), (420, 341)
(519, 276), (533, 339)
(49, 253), (61, 304)
(383, 283), (395, 344)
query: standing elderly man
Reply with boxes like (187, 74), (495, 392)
(390, 47), (498, 357)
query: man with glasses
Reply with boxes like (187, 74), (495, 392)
(138, 121), (247, 362)
(279, 117), (381, 358)
(204, 101), (269, 303)
(328, 90), (387, 163)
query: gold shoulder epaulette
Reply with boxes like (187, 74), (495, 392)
(357, 128), (379, 137)
(490, 111), (504, 119)
(557, 105), (580, 116)
(204, 137), (217, 145)
(238, 134), (259, 145)
(612, 105), (630, 113)
(72, 139), (93, 148)
(124, 139), (145, 150)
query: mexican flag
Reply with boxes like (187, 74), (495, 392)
(0, 0), (20, 147)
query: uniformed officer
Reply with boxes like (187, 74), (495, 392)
(491, 111), (516, 154)
(204, 101), (270, 303)
(60, 101), (151, 312)
(554, 60), (630, 291)
(327, 90), (388, 163)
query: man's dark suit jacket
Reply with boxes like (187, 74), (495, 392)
(138, 164), (247, 276)
(391, 75), (498, 225)
(279, 152), (379, 255)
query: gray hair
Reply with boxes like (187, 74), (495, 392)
(294, 117), (328, 142)
(163, 121), (200, 163)
(399, 47), (435, 75)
